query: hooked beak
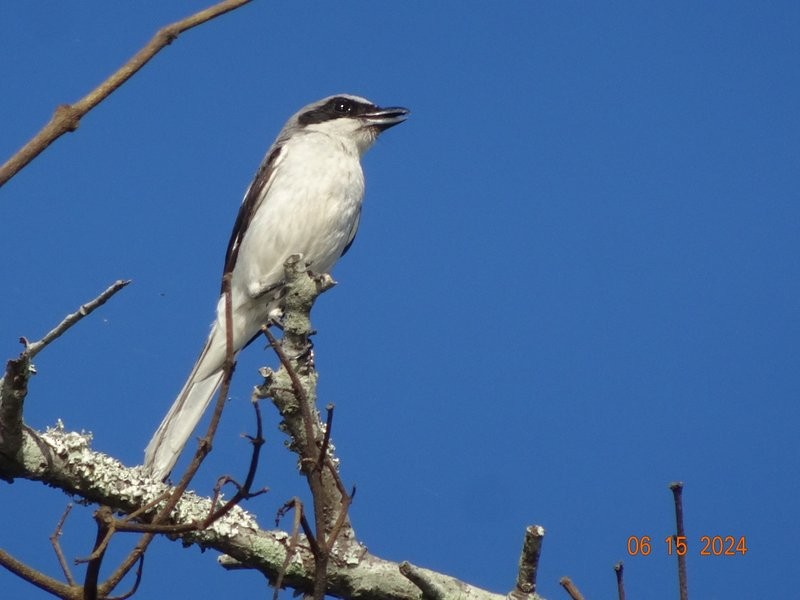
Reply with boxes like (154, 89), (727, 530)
(364, 105), (410, 131)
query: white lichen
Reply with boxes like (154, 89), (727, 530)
(39, 423), (260, 537)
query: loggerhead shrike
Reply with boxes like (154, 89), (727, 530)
(144, 94), (409, 480)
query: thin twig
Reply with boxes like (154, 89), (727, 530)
(100, 274), (238, 595)
(0, 0), (252, 188)
(97, 532), (153, 599)
(49, 504), (75, 585)
(325, 490), (354, 556)
(117, 491), (173, 524)
(201, 401), (268, 528)
(316, 403), (335, 472)
(204, 476), (268, 528)
(262, 325), (317, 451)
(273, 498), (305, 600)
(76, 507), (116, 564)
(0, 549), (73, 598)
(83, 507), (113, 600)
(1, 281), (129, 473)
(670, 481), (688, 600)
(559, 576), (585, 600)
(106, 555), (145, 600)
(614, 561), (625, 600)
(22, 280), (130, 359)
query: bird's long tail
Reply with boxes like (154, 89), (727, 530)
(144, 323), (230, 480)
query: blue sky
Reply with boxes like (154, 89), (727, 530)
(2, 2), (798, 598)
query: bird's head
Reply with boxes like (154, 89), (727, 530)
(287, 94), (409, 154)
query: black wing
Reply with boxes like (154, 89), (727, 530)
(221, 145), (282, 290)
(339, 206), (362, 258)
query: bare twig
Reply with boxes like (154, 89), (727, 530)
(0, 280), (130, 469)
(201, 400), (268, 527)
(316, 403), (335, 472)
(83, 507), (114, 600)
(106, 555), (144, 600)
(22, 280), (130, 359)
(95, 273), (239, 597)
(273, 498), (307, 600)
(276, 497), (319, 555)
(0, 548), (74, 598)
(559, 576), (585, 600)
(49, 504), (75, 585)
(76, 507), (116, 564)
(669, 481), (688, 600)
(0, 0), (252, 188)
(262, 325), (316, 451)
(614, 561), (625, 600)
(97, 533), (151, 600)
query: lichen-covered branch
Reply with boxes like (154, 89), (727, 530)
(0, 425), (515, 600)
(0, 260), (547, 599)
(0, 280), (129, 479)
(256, 255), (358, 598)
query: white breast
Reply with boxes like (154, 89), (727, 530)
(232, 130), (365, 303)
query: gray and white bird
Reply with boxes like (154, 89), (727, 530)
(144, 94), (409, 480)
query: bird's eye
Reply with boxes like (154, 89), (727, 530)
(334, 100), (353, 114)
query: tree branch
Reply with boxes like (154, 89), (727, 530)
(509, 525), (545, 599)
(256, 255), (358, 598)
(613, 561), (625, 600)
(0, 258), (549, 600)
(0, 547), (74, 599)
(0, 0), (252, 189)
(669, 481), (688, 600)
(558, 577), (584, 600)
(0, 424), (519, 600)
(24, 280), (130, 359)
(0, 280), (129, 477)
